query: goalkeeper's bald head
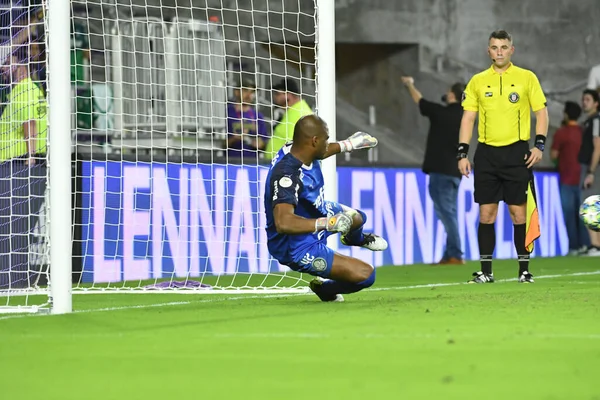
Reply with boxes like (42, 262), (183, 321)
(293, 114), (327, 142)
(292, 114), (329, 160)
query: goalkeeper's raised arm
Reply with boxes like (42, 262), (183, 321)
(321, 130), (379, 159)
(263, 114), (388, 302)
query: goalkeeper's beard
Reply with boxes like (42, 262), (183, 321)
(315, 144), (329, 160)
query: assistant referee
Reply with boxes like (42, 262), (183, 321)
(457, 30), (549, 284)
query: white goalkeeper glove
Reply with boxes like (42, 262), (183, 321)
(315, 212), (354, 235)
(338, 131), (378, 153)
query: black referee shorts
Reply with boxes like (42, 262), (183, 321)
(473, 140), (531, 205)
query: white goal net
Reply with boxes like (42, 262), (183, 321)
(0, 0), (329, 313)
(1, 0), (334, 313)
(72, 0), (322, 296)
(81, 0), (332, 311)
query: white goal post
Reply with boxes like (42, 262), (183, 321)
(0, 0), (335, 314)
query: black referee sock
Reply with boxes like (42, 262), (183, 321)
(478, 223), (496, 275)
(513, 223), (529, 275)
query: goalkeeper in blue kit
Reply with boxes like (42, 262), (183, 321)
(264, 114), (388, 302)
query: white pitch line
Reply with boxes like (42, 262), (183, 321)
(0, 270), (599, 321)
(368, 270), (600, 292)
(0, 293), (303, 321)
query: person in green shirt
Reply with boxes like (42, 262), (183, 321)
(264, 78), (313, 160)
(71, 19), (90, 85)
(71, 19), (94, 130)
(0, 46), (47, 166)
(0, 46), (48, 289)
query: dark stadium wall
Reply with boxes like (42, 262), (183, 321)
(335, 0), (600, 90)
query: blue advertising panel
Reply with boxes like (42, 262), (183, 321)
(335, 167), (567, 267)
(81, 161), (567, 283)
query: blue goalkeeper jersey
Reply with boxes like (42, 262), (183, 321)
(264, 144), (331, 264)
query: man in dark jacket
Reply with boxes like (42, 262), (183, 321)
(402, 77), (465, 264)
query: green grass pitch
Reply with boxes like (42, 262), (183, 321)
(1, 257), (599, 400)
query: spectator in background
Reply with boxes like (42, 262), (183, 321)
(71, 16), (90, 86)
(4, 5), (45, 95)
(264, 77), (313, 161)
(578, 89), (600, 256)
(226, 75), (269, 161)
(0, 45), (47, 289)
(550, 101), (590, 255)
(0, 45), (46, 164)
(30, 5), (46, 93)
(71, 17), (93, 130)
(401, 76), (465, 265)
(587, 64), (600, 93)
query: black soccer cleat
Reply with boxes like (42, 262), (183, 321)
(518, 271), (535, 283)
(468, 271), (495, 284)
(309, 279), (344, 302)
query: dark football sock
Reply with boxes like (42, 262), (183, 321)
(320, 269), (376, 295)
(513, 223), (530, 275)
(478, 222), (496, 275)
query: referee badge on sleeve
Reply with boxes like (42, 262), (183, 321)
(461, 92), (466, 102)
(508, 92), (520, 103)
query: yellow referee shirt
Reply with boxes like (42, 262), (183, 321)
(462, 63), (547, 147)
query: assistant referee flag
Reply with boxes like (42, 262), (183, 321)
(525, 177), (540, 253)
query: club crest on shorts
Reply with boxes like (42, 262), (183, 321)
(508, 92), (520, 103)
(312, 257), (327, 272)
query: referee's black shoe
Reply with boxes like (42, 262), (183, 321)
(468, 271), (494, 284)
(518, 271), (535, 283)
